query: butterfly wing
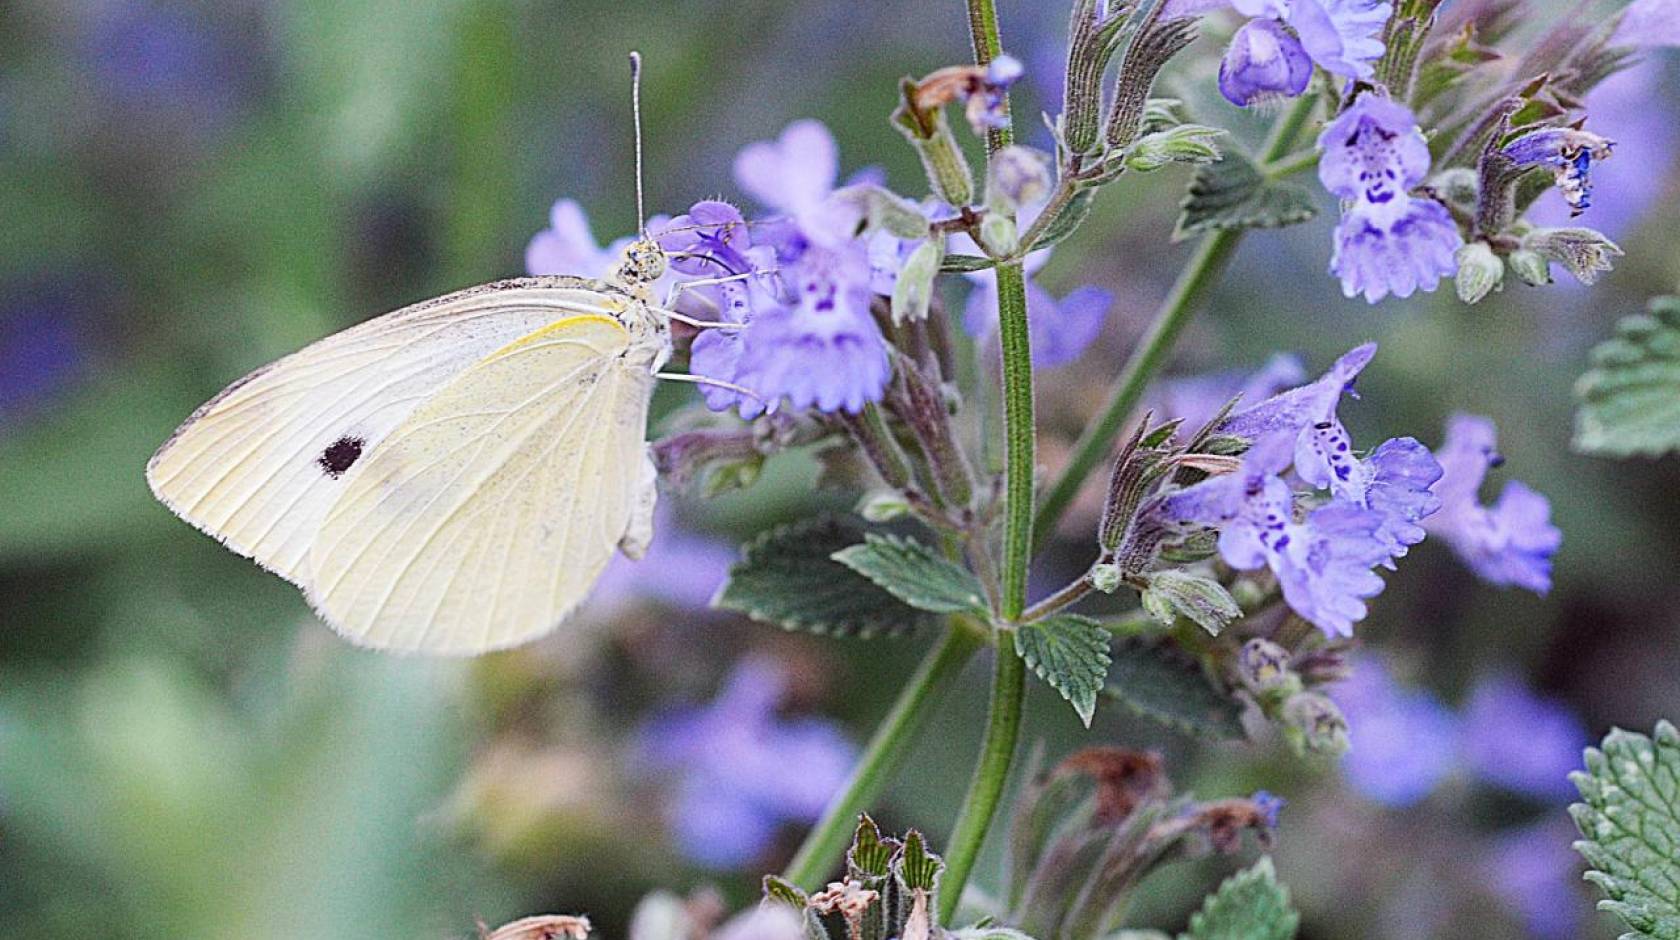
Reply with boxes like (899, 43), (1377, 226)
(305, 313), (660, 654)
(146, 277), (620, 584)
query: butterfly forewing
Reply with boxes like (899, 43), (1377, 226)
(305, 313), (660, 654)
(145, 277), (617, 585)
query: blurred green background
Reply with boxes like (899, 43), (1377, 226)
(2, 1), (1677, 938)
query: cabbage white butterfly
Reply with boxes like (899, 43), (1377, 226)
(148, 54), (748, 654)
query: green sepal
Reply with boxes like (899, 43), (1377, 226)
(1140, 570), (1243, 636)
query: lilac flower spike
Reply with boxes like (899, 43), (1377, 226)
(1423, 415), (1562, 594)
(1318, 94), (1462, 303)
(1219, 19), (1313, 106)
(637, 658), (856, 869)
(1501, 126), (1615, 216)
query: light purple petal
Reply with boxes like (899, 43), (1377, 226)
(1332, 658), (1461, 806)
(1461, 673), (1588, 802)
(1329, 198), (1462, 304)
(1028, 284), (1113, 367)
(733, 119), (840, 216)
(1218, 342), (1377, 442)
(1218, 18), (1313, 106)
(1289, 0), (1391, 78)
(1423, 415), (1561, 594)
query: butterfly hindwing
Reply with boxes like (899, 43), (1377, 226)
(305, 314), (661, 654)
(145, 277), (616, 584)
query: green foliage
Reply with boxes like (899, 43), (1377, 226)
(1575, 297), (1680, 458)
(1140, 571), (1242, 636)
(1174, 151), (1317, 242)
(1104, 640), (1246, 739)
(832, 534), (989, 616)
(1570, 721), (1680, 940)
(1181, 858), (1300, 940)
(714, 517), (936, 637)
(1013, 615), (1112, 727)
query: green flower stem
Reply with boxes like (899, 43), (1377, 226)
(1032, 94), (1320, 545)
(938, 640), (1026, 923)
(994, 261), (1035, 619)
(782, 622), (985, 891)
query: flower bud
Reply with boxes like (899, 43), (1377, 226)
(1122, 124), (1224, 173)
(1507, 247), (1552, 286)
(857, 490), (911, 523)
(978, 212), (1019, 256)
(1454, 241), (1504, 304)
(1090, 563), (1122, 594)
(987, 145), (1053, 213)
(1217, 18), (1311, 107)
(1281, 692), (1349, 757)
(1236, 638), (1299, 699)
(891, 239), (943, 324)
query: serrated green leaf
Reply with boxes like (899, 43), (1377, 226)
(1569, 720), (1680, 940)
(1173, 151), (1317, 242)
(1141, 570), (1242, 636)
(713, 516), (935, 637)
(1103, 639), (1245, 739)
(1180, 857), (1299, 940)
(1014, 615), (1112, 727)
(832, 534), (989, 616)
(1574, 297), (1680, 458)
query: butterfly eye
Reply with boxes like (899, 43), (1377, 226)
(619, 238), (668, 283)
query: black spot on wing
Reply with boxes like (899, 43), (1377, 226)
(318, 436), (365, 478)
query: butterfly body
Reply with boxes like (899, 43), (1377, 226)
(148, 268), (673, 655)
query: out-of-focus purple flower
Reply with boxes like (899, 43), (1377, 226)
(962, 255), (1113, 367)
(81, 2), (257, 135)
(1422, 415), (1561, 594)
(1484, 819), (1585, 940)
(1615, 0), (1680, 47)
(1252, 790), (1287, 828)
(1460, 674), (1588, 802)
(1, 288), (88, 426)
(637, 658), (856, 869)
(526, 198), (628, 279)
(733, 119), (839, 222)
(1502, 127), (1615, 217)
(1148, 353), (1306, 432)
(1331, 658), (1461, 807)
(1318, 94), (1462, 303)
(1219, 18), (1313, 106)
(592, 505), (737, 613)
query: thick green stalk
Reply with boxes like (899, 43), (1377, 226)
(782, 625), (984, 891)
(937, 0), (1031, 921)
(938, 641), (1025, 922)
(1032, 94), (1320, 545)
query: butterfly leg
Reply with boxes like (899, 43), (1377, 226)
(618, 446), (659, 560)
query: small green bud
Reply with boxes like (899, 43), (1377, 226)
(1282, 692), (1349, 757)
(1237, 638), (1300, 699)
(978, 213), (1019, 256)
(891, 239), (943, 324)
(1090, 563), (1122, 594)
(1122, 124), (1224, 173)
(1507, 247), (1552, 286)
(1454, 241), (1504, 304)
(857, 490), (911, 523)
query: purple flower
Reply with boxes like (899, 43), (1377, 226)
(1147, 353), (1306, 432)
(966, 54), (1026, 131)
(1422, 415), (1561, 594)
(1484, 820), (1585, 940)
(1614, 0), (1680, 48)
(1331, 658), (1461, 807)
(1251, 790), (1287, 828)
(526, 198), (630, 279)
(1287, 0), (1390, 79)
(1318, 93), (1462, 303)
(1217, 342), (1375, 444)
(592, 505), (737, 613)
(962, 258), (1113, 367)
(1460, 674), (1588, 802)
(637, 658), (856, 869)
(1501, 126), (1615, 217)
(733, 119), (839, 222)
(1529, 62), (1676, 238)
(1, 285), (88, 427)
(1219, 18), (1313, 106)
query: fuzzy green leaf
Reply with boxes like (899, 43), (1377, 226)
(1104, 639), (1246, 739)
(1574, 297), (1680, 458)
(1014, 615), (1112, 727)
(1570, 720), (1680, 940)
(1174, 151), (1316, 242)
(1141, 570), (1243, 636)
(714, 516), (935, 637)
(832, 534), (989, 616)
(1181, 857), (1299, 940)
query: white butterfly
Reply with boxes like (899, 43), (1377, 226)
(147, 55), (752, 655)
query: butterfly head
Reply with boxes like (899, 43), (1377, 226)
(612, 237), (668, 289)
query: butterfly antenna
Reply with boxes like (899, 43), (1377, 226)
(629, 51), (648, 238)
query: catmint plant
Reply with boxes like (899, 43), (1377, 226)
(479, 0), (1680, 937)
